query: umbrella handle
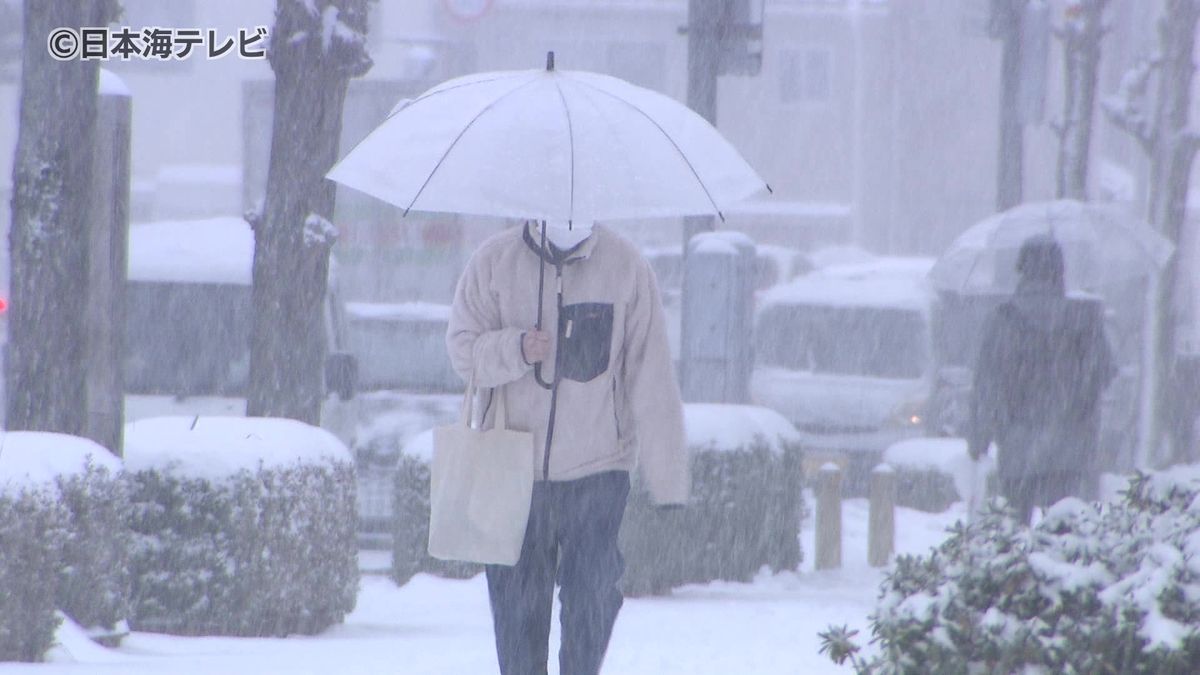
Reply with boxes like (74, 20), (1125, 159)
(533, 220), (555, 390)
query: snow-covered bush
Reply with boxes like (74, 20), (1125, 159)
(54, 460), (132, 638)
(0, 490), (68, 662)
(391, 432), (481, 585)
(124, 417), (358, 637)
(882, 438), (977, 512)
(620, 405), (807, 596)
(822, 466), (1200, 674)
(0, 433), (128, 662)
(389, 405), (805, 593)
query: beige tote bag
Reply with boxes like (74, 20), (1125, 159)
(428, 381), (535, 566)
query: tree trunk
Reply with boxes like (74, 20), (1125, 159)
(1146, 0), (1200, 464)
(995, 0), (1026, 211)
(246, 0), (371, 424)
(6, 0), (115, 434)
(1055, 0), (1108, 200)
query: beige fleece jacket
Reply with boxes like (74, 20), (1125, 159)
(446, 223), (689, 505)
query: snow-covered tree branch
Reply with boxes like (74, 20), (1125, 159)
(1101, 54), (1157, 152)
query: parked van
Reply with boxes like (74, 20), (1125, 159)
(124, 217), (358, 445)
(644, 242), (811, 360)
(343, 300), (459, 393)
(750, 258), (936, 492)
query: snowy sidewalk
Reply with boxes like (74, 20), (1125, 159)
(8, 499), (963, 674)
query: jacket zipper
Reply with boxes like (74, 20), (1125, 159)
(542, 262), (564, 480)
(612, 377), (621, 439)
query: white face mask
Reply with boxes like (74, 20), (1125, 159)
(539, 220), (594, 250)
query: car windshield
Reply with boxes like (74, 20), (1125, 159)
(756, 303), (928, 379)
(124, 282), (252, 395)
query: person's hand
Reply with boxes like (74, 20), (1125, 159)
(521, 330), (552, 364)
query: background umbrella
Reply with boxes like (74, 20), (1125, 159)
(928, 200), (1175, 469)
(929, 199), (1174, 295)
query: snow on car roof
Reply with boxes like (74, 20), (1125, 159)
(127, 216), (254, 285)
(817, 256), (936, 280)
(759, 257), (934, 313)
(346, 301), (452, 323)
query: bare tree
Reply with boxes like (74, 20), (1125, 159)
(1103, 0), (1200, 462)
(246, 0), (371, 423)
(0, 1), (21, 82)
(1053, 0), (1110, 199)
(7, 0), (118, 434)
(990, 0), (1029, 211)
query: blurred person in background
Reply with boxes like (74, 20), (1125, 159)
(968, 234), (1116, 524)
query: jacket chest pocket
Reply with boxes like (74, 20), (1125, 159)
(557, 302), (614, 383)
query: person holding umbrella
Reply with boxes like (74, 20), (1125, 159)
(446, 217), (687, 674)
(325, 54), (768, 673)
(967, 234), (1116, 524)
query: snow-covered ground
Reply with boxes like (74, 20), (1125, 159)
(9, 497), (965, 674)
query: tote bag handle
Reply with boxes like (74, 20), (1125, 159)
(460, 372), (512, 431)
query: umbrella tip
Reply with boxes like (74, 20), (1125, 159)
(546, 51), (555, 71)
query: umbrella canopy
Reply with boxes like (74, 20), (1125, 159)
(929, 200), (1174, 295)
(326, 56), (768, 222)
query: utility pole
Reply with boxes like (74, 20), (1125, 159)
(679, 0), (763, 403)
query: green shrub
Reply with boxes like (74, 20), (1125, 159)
(128, 462), (359, 636)
(620, 438), (806, 596)
(1, 451), (130, 663)
(390, 438), (804, 592)
(389, 409), (806, 594)
(891, 466), (959, 513)
(822, 467), (1200, 675)
(55, 461), (132, 636)
(0, 490), (69, 662)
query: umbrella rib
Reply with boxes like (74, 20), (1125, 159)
(403, 77), (543, 217)
(553, 81), (576, 222)
(392, 73), (530, 120)
(570, 78), (727, 220)
(334, 75), (533, 175)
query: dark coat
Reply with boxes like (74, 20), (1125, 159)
(968, 280), (1116, 480)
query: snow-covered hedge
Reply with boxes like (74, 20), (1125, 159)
(882, 438), (978, 512)
(388, 405), (806, 592)
(0, 433), (128, 662)
(620, 405), (807, 596)
(0, 490), (68, 662)
(391, 442), (481, 585)
(124, 417), (359, 637)
(822, 466), (1200, 674)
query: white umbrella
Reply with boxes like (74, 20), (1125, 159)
(929, 200), (1174, 294)
(326, 53), (769, 222)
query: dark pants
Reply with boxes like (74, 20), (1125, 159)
(486, 470), (630, 675)
(1001, 471), (1080, 525)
